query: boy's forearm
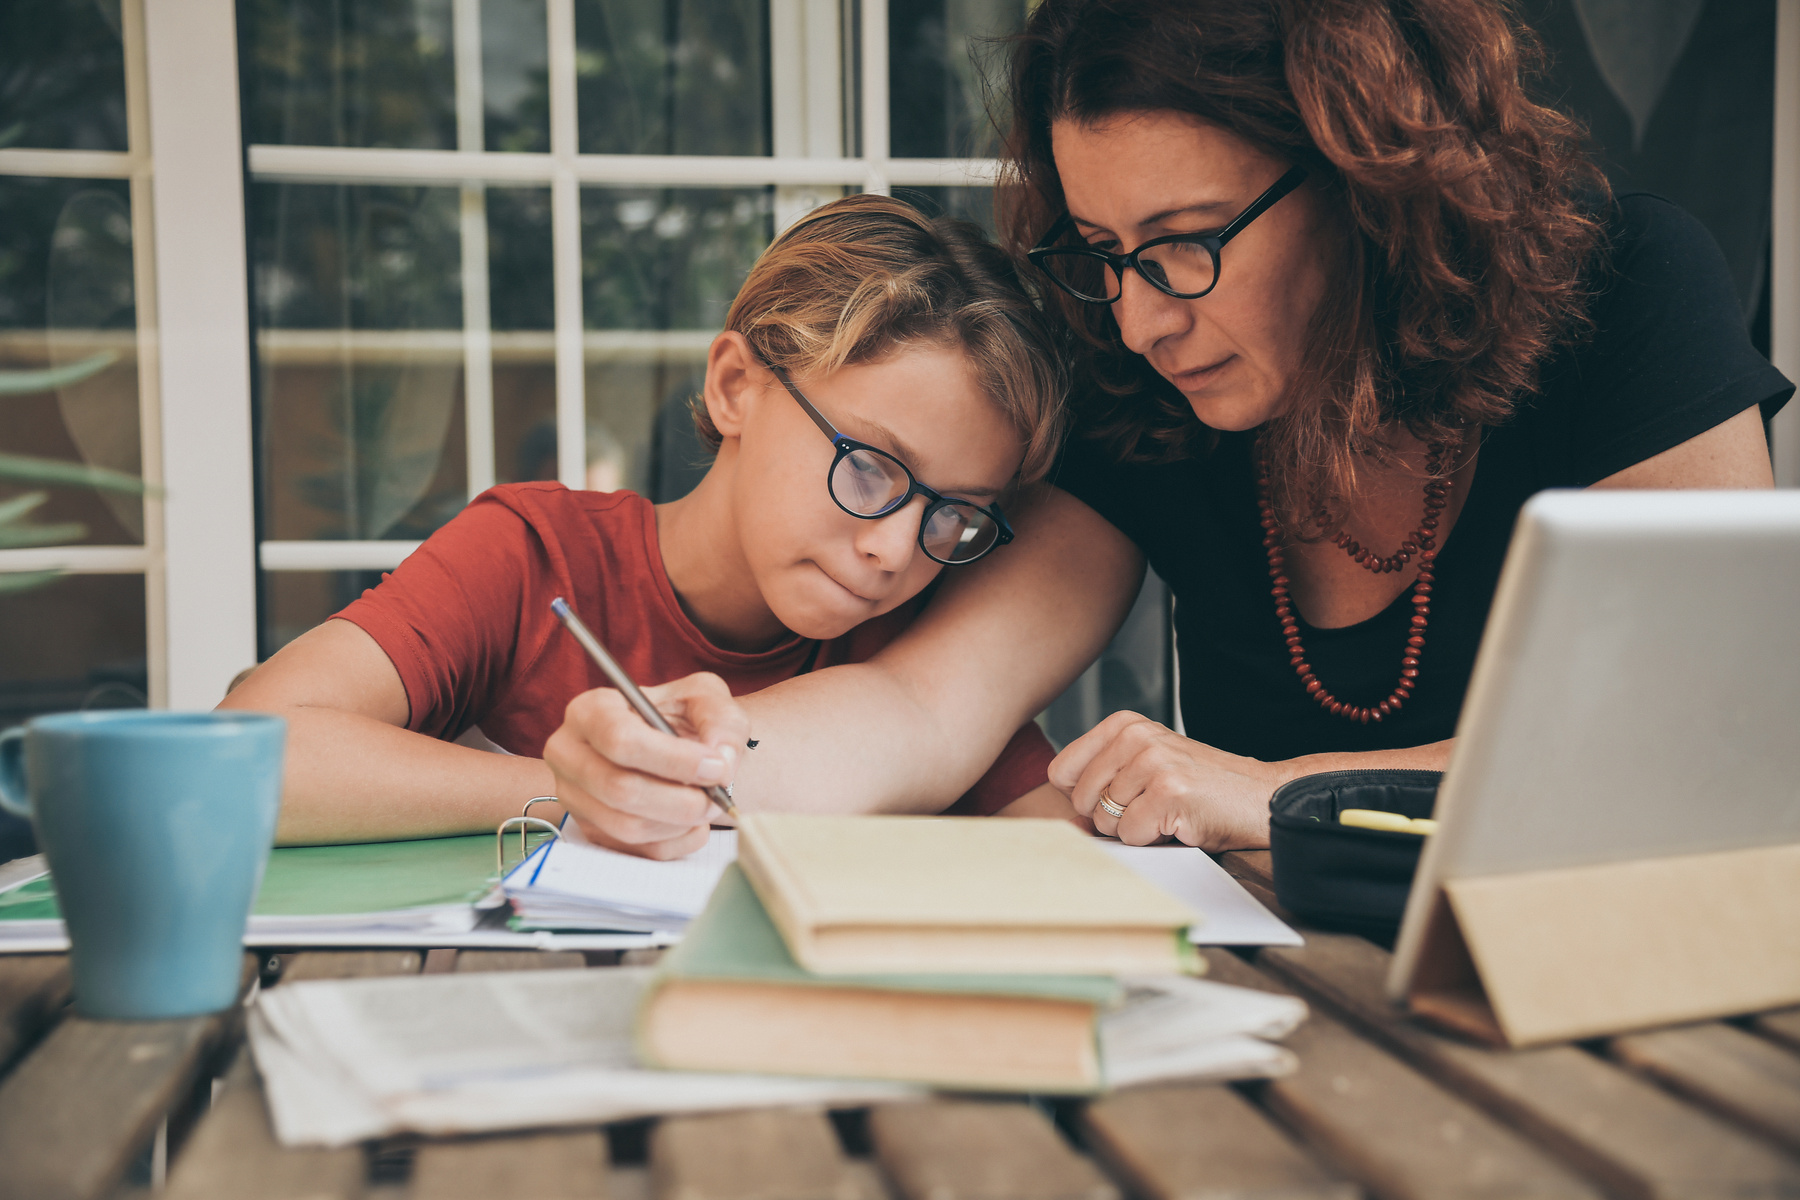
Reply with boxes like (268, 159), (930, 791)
(228, 702), (558, 844)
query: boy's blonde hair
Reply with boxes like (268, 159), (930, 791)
(698, 194), (1067, 484)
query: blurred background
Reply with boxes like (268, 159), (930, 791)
(0, 0), (1790, 748)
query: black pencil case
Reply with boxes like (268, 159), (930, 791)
(1267, 768), (1443, 946)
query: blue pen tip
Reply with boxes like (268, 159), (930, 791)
(551, 597), (570, 619)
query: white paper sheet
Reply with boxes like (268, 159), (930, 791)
(248, 964), (1304, 1146)
(250, 966), (925, 1145)
(1100, 843), (1303, 947)
(503, 827), (737, 930)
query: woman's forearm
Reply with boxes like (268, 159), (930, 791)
(1274, 739), (1455, 789)
(731, 487), (1144, 813)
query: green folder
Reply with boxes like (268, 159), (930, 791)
(0, 834), (498, 923)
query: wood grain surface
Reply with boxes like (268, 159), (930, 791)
(1753, 1009), (1800, 1055)
(154, 946), (429, 1197)
(0, 955), (255, 1200)
(1611, 1022), (1800, 1156)
(161, 1047), (365, 1200)
(411, 1130), (609, 1199)
(0, 953), (69, 1072)
(869, 1101), (1119, 1200)
(278, 950), (423, 982)
(1083, 1083), (1357, 1200)
(1258, 933), (1800, 1200)
(453, 950), (589, 973)
(651, 1108), (861, 1200)
(1260, 1007), (1606, 1200)
(1217, 852), (1275, 892)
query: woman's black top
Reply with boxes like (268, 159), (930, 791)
(1053, 194), (1795, 762)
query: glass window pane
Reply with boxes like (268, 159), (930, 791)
(581, 186), (767, 498)
(0, 4), (128, 152)
(482, 0), (551, 153)
(495, 358), (558, 484)
(575, 0), (770, 156)
(888, 0), (1026, 158)
(240, 0), (457, 149)
(487, 186), (558, 485)
(488, 187), (554, 331)
(0, 177), (143, 545)
(894, 186), (997, 238)
(264, 569), (387, 654)
(581, 187), (770, 328)
(0, 574), (147, 730)
(250, 182), (468, 541)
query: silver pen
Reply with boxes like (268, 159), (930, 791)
(550, 597), (738, 817)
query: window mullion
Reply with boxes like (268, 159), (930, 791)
(859, 0), (889, 195)
(454, 0), (496, 498)
(120, 0), (168, 708)
(142, 0), (259, 708)
(548, 0), (587, 491)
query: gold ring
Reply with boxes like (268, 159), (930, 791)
(1097, 792), (1127, 819)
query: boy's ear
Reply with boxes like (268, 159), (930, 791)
(702, 331), (765, 439)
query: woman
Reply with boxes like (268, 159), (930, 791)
(543, 0), (1790, 856)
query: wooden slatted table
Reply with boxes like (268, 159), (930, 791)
(2, 852), (1797, 1200)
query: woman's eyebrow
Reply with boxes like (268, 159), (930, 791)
(1072, 199), (1235, 232)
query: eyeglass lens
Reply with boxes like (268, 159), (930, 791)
(1037, 239), (1218, 302)
(829, 448), (1000, 563)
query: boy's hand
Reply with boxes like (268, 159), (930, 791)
(543, 672), (750, 860)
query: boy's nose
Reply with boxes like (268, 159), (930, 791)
(852, 498), (924, 571)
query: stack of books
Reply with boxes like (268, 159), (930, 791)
(636, 816), (1306, 1093)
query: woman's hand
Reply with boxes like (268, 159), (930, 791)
(1048, 712), (1289, 850)
(543, 672), (751, 860)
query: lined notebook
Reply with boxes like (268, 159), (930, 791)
(736, 814), (1201, 975)
(502, 823), (737, 932)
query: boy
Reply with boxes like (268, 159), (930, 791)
(223, 195), (1074, 855)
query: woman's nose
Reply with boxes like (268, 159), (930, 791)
(853, 497), (924, 571)
(1114, 267), (1193, 357)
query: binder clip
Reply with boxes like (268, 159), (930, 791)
(497, 796), (562, 873)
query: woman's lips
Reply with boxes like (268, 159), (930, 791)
(1169, 355), (1235, 391)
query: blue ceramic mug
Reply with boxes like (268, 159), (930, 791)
(0, 711), (285, 1019)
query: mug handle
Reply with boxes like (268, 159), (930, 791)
(0, 727), (29, 818)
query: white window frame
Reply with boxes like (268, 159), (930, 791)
(245, 0), (1001, 581)
(0, 0), (264, 711)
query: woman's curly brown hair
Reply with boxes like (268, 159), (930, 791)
(997, 0), (1609, 524)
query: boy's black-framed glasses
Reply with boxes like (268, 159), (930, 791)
(1028, 166), (1309, 304)
(763, 361), (1016, 565)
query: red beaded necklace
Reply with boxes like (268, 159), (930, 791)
(1256, 442), (1449, 724)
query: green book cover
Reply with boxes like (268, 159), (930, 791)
(0, 834), (497, 922)
(649, 863), (1123, 1005)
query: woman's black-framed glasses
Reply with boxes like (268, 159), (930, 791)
(764, 362), (1015, 565)
(1028, 166), (1309, 304)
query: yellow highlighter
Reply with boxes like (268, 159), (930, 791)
(1339, 809), (1439, 836)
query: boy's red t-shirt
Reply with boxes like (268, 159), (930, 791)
(333, 483), (1053, 815)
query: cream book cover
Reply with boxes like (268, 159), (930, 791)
(736, 814), (1202, 975)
